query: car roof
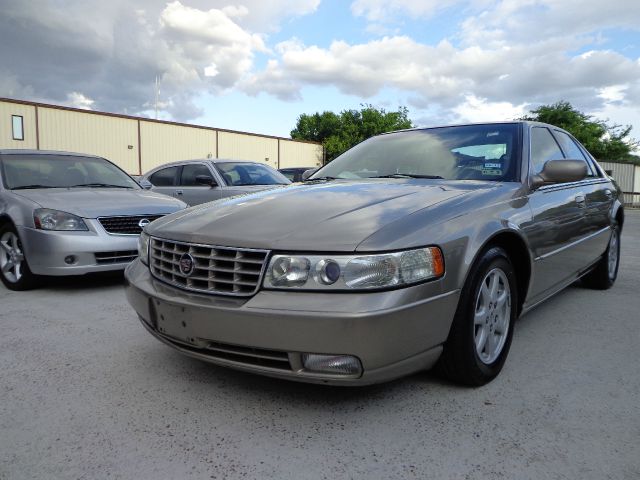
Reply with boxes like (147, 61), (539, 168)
(383, 120), (563, 136)
(146, 158), (267, 169)
(0, 149), (103, 159)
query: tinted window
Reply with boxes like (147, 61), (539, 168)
(530, 127), (564, 175)
(0, 154), (138, 189)
(149, 166), (179, 186)
(180, 164), (214, 186)
(215, 163), (290, 186)
(316, 124), (521, 182)
(553, 131), (597, 177)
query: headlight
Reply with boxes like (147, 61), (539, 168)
(263, 247), (444, 291)
(138, 232), (150, 265)
(33, 208), (88, 231)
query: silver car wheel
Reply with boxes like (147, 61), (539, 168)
(608, 229), (619, 280)
(0, 231), (25, 283)
(474, 268), (511, 365)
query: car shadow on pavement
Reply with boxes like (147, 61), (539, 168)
(40, 271), (126, 291)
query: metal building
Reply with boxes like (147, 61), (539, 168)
(0, 97), (324, 174)
(599, 161), (640, 206)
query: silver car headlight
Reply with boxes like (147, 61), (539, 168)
(263, 247), (444, 291)
(138, 232), (150, 265)
(34, 208), (88, 231)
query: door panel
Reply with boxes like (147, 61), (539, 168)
(525, 184), (591, 302)
(178, 163), (224, 206)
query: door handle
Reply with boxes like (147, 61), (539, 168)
(604, 189), (613, 198)
(175, 189), (184, 195)
(575, 194), (586, 206)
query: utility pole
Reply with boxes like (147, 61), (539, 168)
(154, 76), (160, 119)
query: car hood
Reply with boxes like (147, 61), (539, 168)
(13, 188), (186, 217)
(147, 180), (492, 251)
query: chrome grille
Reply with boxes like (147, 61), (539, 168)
(149, 238), (269, 296)
(95, 250), (138, 264)
(98, 215), (164, 235)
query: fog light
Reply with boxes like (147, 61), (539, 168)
(301, 353), (362, 376)
(64, 255), (76, 265)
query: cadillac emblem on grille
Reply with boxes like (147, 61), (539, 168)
(179, 253), (195, 276)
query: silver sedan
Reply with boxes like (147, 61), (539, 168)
(0, 150), (186, 290)
(125, 121), (623, 386)
(141, 159), (290, 206)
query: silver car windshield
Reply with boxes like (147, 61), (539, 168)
(314, 124), (521, 182)
(215, 162), (290, 186)
(0, 154), (139, 190)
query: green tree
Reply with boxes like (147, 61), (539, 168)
(291, 105), (414, 161)
(522, 101), (639, 164)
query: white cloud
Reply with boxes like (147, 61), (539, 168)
(65, 92), (95, 110)
(0, 0), (319, 120)
(452, 95), (528, 123)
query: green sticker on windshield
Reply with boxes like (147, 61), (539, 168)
(482, 168), (502, 176)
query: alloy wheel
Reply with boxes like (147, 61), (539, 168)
(474, 267), (511, 365)
(0, 231), (25, 283)
(608, 229), (619, 280)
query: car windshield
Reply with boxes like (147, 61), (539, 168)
(313, 124), (521, 182)
(215, 162), (290, 186)
(0, 154), (139, 190)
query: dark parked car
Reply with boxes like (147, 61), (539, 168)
(279, 167), (317, 182)
(0, 150), (186, 290)
(125, 122), (623, 386)
(141, 159), (290, 206)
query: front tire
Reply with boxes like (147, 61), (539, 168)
(437, 247), (518, 386)
(0, 224), (39, 291)
(582, 224), (620, 290)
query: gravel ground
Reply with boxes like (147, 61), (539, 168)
(1, 211), (639, 480)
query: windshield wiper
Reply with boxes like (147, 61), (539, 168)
(370, 174), (444, 179)
(304, 176), (340, 182)
(69, 183), (133, 188)
(11, 184), (54, 190)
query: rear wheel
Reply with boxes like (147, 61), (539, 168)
(0, 224), (39, 290)
(437, 247), (518, 386)
(582, 223), (620, 290)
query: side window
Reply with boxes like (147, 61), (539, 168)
(180, 164), (214, 186)
(553, 131), (597, 177)
(149, 166), (178, 186)
(530, 127), (564, 175)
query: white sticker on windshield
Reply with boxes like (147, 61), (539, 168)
(487, 131), (500, 137)
(484, 162), (502, 169)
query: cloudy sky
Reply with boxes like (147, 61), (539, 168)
(1, 0), (639, 139)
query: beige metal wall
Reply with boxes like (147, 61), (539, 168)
(38, 107), (139, 173)
(140, 121), (216, 173)
(599, 161), (636, 192)
(279, 139), (323, 168)
(0, 102), (38, 149)
(1, 98), (323, 174)
(218, 131), (278, 169)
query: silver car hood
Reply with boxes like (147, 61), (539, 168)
(13, 188), (186, 217)
(146, 180), (490, 251)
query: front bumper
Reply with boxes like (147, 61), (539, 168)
(125, 259), (460, 385)
(17, 220), (139, 276)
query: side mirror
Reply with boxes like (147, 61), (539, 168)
(138, 179), (153, 190)
(531, 159), (587, 188)
(301, 168), (318, 181)
(195, 175), (217, 187)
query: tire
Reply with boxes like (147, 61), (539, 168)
(582, 223), (620, 290)
(437, 247), (518, 386)
(0, 223), (39, 291)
